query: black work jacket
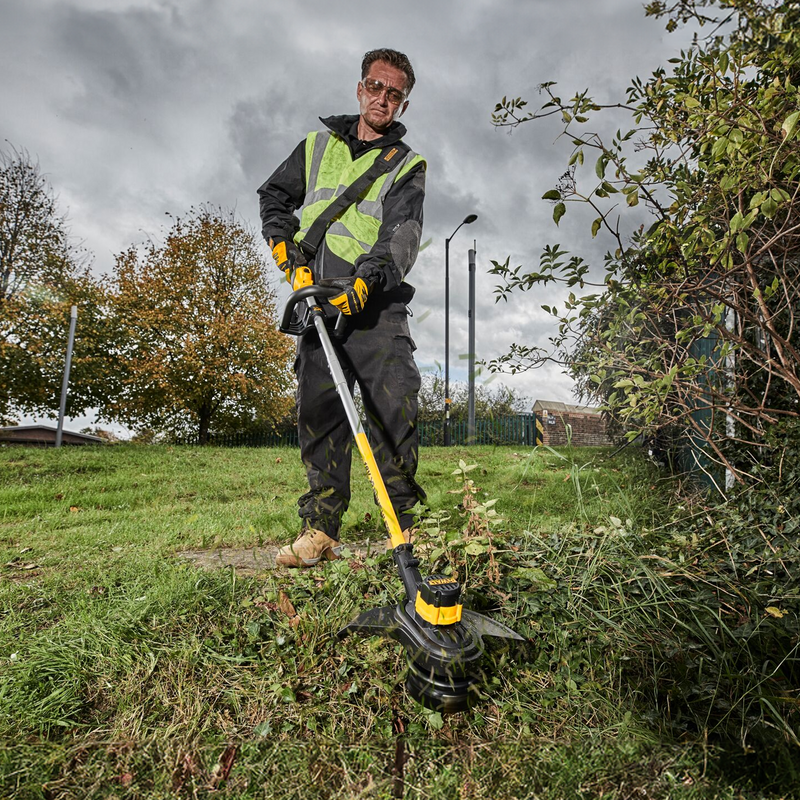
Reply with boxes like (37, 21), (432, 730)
(257, 114), (425, 299)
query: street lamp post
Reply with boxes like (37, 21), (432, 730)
(467, 244), (476, 444)
(444, 213), (477, 446)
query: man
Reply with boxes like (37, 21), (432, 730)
(258, 48), (426, 567)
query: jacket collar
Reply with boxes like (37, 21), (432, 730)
(320, 114), (407, 159)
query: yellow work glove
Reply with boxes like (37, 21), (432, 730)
(270, 238), (313, 291)
(319, 276), (372, 316)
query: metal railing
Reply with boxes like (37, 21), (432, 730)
(176, 414), (541, 448)
(418, 414), (540, 447)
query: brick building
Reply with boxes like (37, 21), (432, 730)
(532, 400), (612, 447)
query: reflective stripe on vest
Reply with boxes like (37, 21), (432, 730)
(294, 130), (426, 266)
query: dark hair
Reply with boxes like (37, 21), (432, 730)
(361, 48), (416, 94)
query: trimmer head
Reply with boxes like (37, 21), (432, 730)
(338, 545), (524, 713)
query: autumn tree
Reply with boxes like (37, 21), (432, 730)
(0, 145), (111, 423)
(489, 0), (800, 481)
(107, 208), (294, 443)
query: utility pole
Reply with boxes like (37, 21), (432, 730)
(55, 305), (78, 448)
(467, 245), (476, 444)
(444, 214), (477, 446)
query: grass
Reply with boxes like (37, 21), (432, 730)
(0, 443), (798, 799)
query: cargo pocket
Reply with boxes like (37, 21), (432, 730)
(393, 333), (421, 395)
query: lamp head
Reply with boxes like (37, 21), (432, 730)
(464, 214), (478, 224)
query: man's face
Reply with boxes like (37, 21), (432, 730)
(357, 61), (409, 135)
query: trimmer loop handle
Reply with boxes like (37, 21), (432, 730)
(279, 284), (341, 336)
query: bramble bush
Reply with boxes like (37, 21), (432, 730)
(489, 0), (800, 483)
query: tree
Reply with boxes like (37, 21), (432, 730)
(0, 145), (110, 423)
(2, 273), (117, 420)
(0, 146), (73, 307)
(417, 369), (529, 423)
(489, 0), (800, 482)
(107, 207), (294, 443)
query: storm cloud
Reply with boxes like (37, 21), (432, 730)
(0, 0), (696, 428)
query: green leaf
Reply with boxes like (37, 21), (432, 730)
(736, 232), (749, 253)
(595, 156), (608, 179)
(542, 190), (561, 200)
(510, 567), (557, 592)
(425, 711), (444, 730)
(553, 203), (566, 225)
(626, 191), (639, 207)
(782, 110), (800, 139)
(591, 217), (602, 238)
(761, 197), (778, 218)
(712, 137), (729, 158)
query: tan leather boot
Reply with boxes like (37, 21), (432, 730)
(275, 529), (342, 568)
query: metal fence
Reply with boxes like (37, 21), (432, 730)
(417, 414), (541, 447)
(178, 414), (541, 448)
(178, 430), (299, 448)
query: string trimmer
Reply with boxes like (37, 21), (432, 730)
(280, 283), (524, 713)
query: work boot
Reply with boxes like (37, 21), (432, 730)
(275, 529), (342, 568)
(385, 528), (413, 550)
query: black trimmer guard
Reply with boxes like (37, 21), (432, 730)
(338, 604), (525, 713)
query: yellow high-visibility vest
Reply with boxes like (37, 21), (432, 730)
(294, 130), (426, 266)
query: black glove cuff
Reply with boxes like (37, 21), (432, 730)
(354, 269), (382, 291)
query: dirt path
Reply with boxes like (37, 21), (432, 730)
(177, 540), (381, 574)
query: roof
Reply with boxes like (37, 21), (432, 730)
(532, 400), (602, 415)
(0, 425), (104, 446)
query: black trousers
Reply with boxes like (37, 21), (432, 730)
(294, 299), (425, 540)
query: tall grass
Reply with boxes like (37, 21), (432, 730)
(0, 443), (797, 798)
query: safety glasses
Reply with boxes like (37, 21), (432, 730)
(361, 77), (406, 106)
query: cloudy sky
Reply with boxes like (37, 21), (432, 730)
(1, 0), (697, 431)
